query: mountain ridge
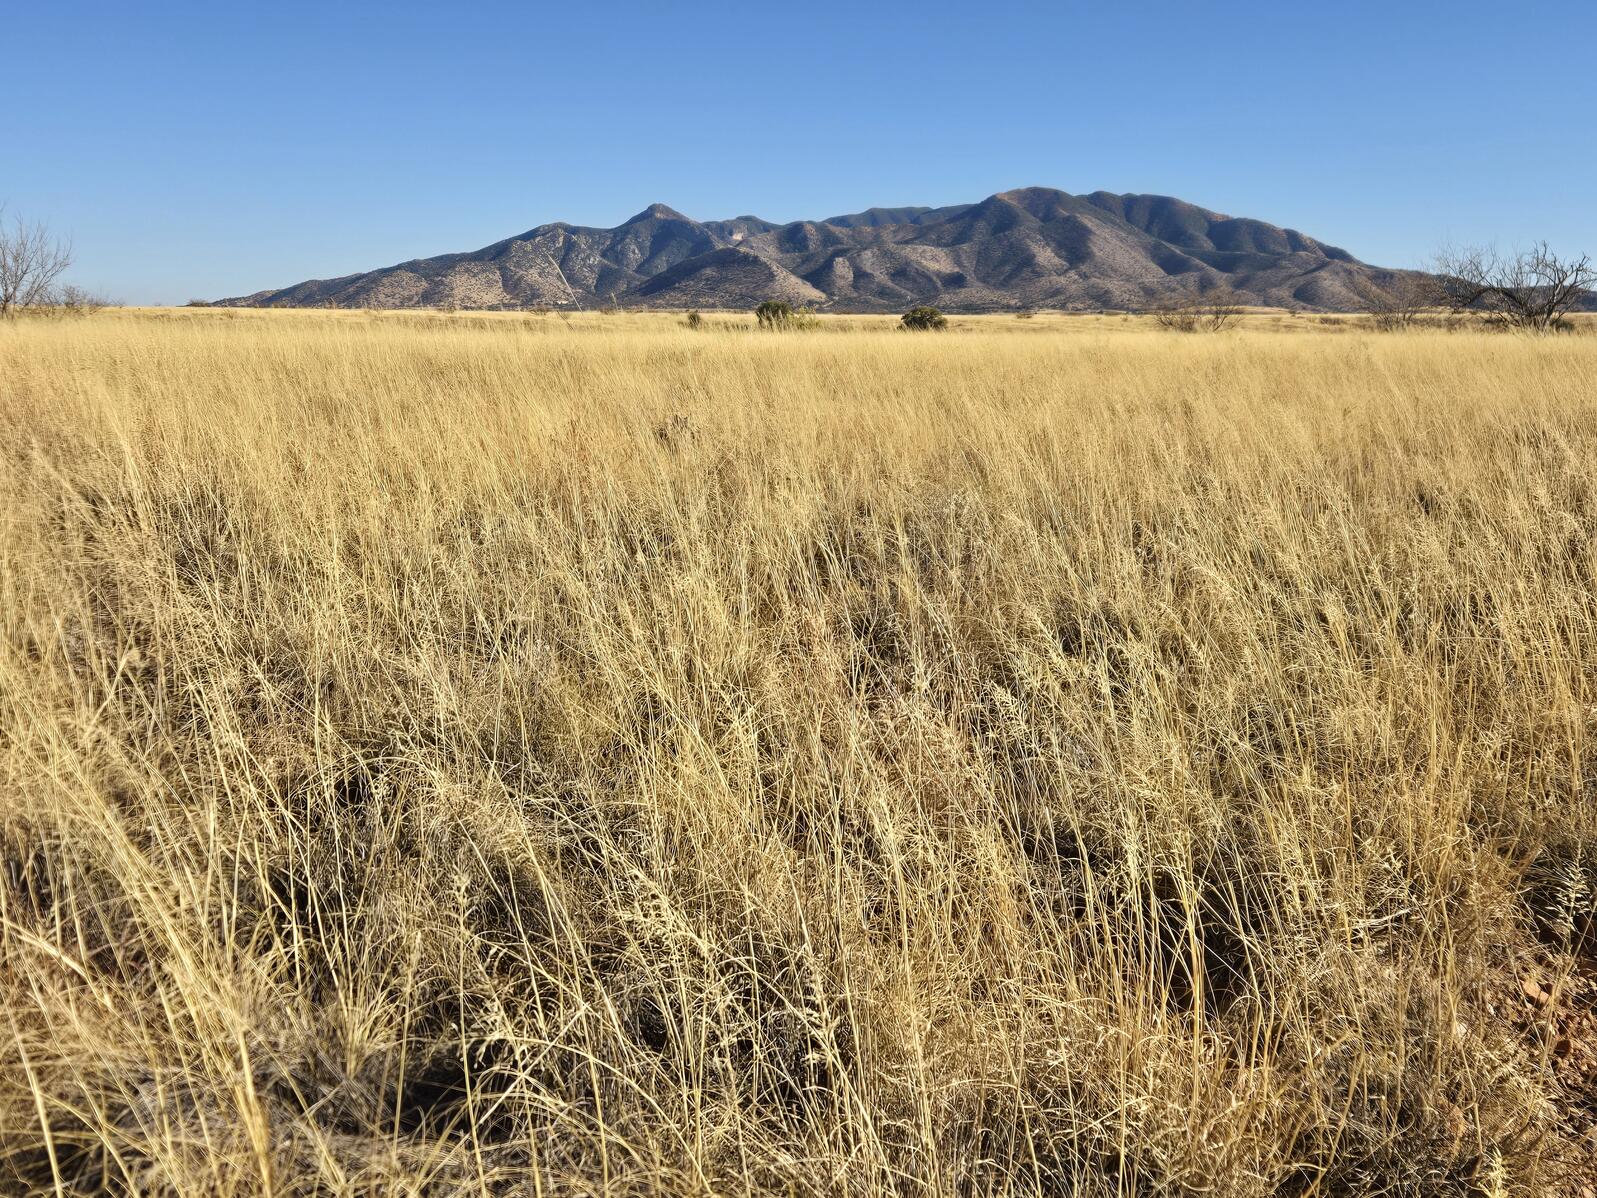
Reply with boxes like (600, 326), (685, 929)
(216, 187), (1411, 312)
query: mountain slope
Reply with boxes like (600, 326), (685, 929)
(217, 188), (1410, 312)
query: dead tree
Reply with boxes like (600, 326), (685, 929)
(1432, 243), (1594, 332)
(0, 208), (73, 318)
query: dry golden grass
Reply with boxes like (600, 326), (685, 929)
(3, 311), (1597, 1196)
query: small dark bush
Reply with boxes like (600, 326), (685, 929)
(685, 310), (703, 330)
(755, 300), (793, 328)
(901, 306), (948, 331)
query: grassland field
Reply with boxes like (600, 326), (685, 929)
(3, 308), (1597, 1196)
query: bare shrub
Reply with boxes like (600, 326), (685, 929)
(1353, 273), (1438, 331)
(51, 284), (109, 317)
(1151, 284), (1244, 332)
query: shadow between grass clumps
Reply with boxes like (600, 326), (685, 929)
(1, 817), (152, 987)
(238, 754), (865, 1162)
(243, 762), (570, 1143)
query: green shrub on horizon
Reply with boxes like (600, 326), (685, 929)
(901, 305), (948, 331)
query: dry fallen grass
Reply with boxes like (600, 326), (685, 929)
(3, 312), (1596, 1196)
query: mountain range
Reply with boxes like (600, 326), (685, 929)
(217, 187), (1411, 312)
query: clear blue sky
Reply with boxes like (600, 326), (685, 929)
(7, 1), (1594, 305)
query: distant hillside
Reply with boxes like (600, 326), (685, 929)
(217, 188), (1416, 312)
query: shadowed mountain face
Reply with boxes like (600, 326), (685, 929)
(218, 188), (1409, 312)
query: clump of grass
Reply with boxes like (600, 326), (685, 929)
(2, 312), (1596, 1195)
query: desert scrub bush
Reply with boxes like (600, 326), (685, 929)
(684, 309), (703, 329)
(754, 299), (792, 327)
(901, 305), (947, 331)
(754, 300), (819, 331)
(2, 313), (1597, 1196)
